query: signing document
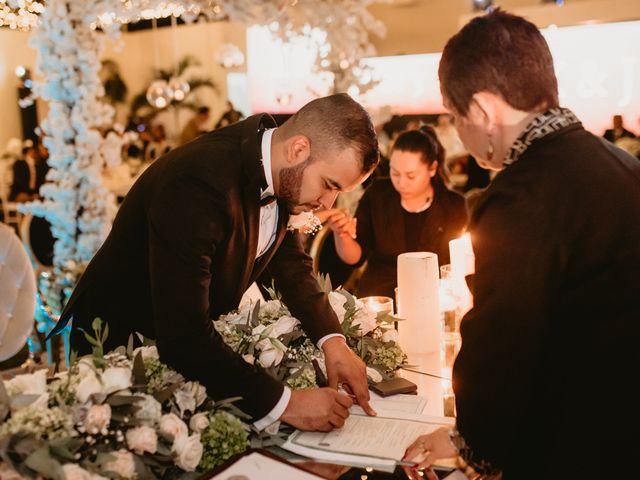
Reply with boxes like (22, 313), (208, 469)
(282, 394), (454, 471)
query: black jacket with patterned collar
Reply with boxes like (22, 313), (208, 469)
(454, 119), (640, 478)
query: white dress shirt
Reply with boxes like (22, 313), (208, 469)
(253, 128), (345, 431)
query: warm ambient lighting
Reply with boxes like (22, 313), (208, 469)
(359, 296), (394, 315)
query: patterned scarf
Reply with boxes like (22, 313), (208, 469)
(504, 107), (581, 166)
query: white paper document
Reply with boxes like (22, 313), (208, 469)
(350, 392), (427, 416)
(282, 412), (454, 472)
(210, 452), (322, 479)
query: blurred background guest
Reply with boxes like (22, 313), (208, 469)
(215, 100), (244, 129)
(603, 114), (636, 142)
(9, 142), (48, 203)
(327, 126), (467, 298)
(145, 124), (172, 163)
(179, 106), (211, 145)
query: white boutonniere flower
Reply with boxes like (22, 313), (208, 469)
(287, 211), (322, 235)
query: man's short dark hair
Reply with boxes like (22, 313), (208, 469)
(281, 93), (379, 174)
(439, 9), (559, 116)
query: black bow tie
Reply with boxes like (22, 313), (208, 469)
(260, 195), (276, 207)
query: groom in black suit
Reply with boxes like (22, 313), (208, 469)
(51, 94), (379, 432)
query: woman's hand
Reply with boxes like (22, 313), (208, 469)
(404, 427), (459, 470)
(327, 210), (357, 239)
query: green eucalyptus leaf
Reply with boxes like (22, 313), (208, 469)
(24, 446), (64, 480)
(133, 351), (146, 386)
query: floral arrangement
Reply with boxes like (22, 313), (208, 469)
(0, 320), (249, 479)
(214, 278), (407, 391)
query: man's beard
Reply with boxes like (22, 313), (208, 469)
(278, 157), (313, 213)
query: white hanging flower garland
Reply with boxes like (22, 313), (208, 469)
(23, 0), (383, 312)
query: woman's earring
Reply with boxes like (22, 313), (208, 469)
(487, 134), (494, 162)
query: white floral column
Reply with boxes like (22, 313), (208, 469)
(24, 0), (125, 310)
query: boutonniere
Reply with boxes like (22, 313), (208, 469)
(287, 211), (322, 235)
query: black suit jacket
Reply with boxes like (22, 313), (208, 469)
(454, 123), (640, 478)
(603, 127), (635, 143)
(53, 114), (342, 419)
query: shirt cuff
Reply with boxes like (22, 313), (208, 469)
(253, 386), (291, 431)
(317, 333), (346, 349)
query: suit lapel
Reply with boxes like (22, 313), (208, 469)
(234, 114), (278, 302)
(250, 202), (288, 282)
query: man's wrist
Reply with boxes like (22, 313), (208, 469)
(317, 333), (346, 351)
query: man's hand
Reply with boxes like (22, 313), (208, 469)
(403, 427), (458, 471)
(322, 336), (376, 416)
(280, 388), (353, 431)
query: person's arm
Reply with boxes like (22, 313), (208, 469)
(329, 187), (374, 265)
(265, 231), (375, 416)
(327, 210), (362, 264)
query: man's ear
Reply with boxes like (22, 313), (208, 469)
(287, 135), (311, 165)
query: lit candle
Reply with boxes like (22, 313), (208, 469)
(359, 296), (394, 315)
(449, 233), (475, 315)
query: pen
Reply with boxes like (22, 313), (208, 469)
(397, 460), (418, 467)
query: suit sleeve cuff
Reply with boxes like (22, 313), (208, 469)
(253, 386), (291, 431)
(317, 333), (346, 349)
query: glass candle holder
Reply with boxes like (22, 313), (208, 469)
(359, 295), (394, 315)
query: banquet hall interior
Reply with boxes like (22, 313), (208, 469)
(1, 0), (639, 479)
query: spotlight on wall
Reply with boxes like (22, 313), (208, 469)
(472, 0), (494, 11)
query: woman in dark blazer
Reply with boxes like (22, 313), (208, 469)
(328, 127), (468, 298)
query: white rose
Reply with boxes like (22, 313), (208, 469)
(189, 412), (209, 434)
(173, 386), (196, 415)
(84, 404), (111, 434)
(242, 354), (255, 365)
(75, 360), (95, 379)
(172, 433), (203, 472)
(132, 346), (159, 361)
(76, 371), (103, 403)
(352, 304), (378, 335)
(134, 394), (162, 426)
(185, 381), (207, 407)
(258, 348), (285, 368)
(3, 369), (47, 396)
(260, 300), (282, 318)
(159, 413), (188, 441)
(103, 449), (136, 478)
(366, 366), (384, 384)
(381, 329), (399, 344)
(126, 425), (158, 455)
(272, 316), (300, 337)
(61, 463), (107, 480)
(328, 291), (347, 321)
(101, 367), (131, 394)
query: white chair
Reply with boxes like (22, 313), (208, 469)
(0, 223), (36, 361)
(0, 161), (21, 230)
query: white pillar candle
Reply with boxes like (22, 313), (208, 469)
(397, 252), (441, 356)
(449, 233), (475, 315)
